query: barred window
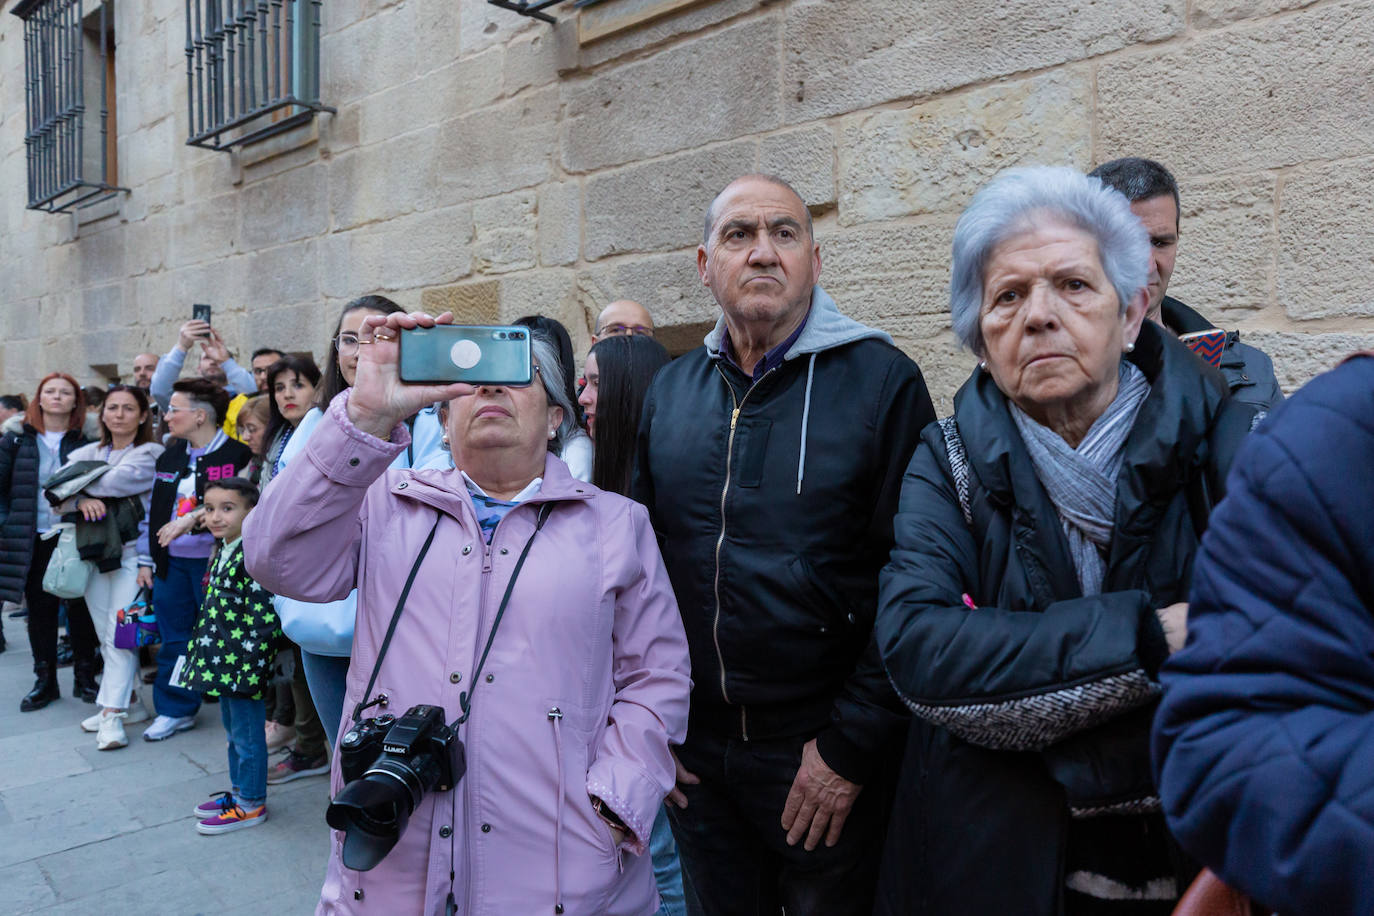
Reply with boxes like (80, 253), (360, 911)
(12, 0), (125, 214)
(184, 0), (334, 151)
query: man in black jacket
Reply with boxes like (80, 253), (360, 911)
(1089, 157), (1283, 410)
(632, 174), (935, 915)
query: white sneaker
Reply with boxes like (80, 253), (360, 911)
(142, 714), (197, 741)
(84, 701), (147, 732)
(96, 710), (128, 750)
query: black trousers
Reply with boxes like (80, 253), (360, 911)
(24, 533), (97, 672)
(668, 728), (893, 916)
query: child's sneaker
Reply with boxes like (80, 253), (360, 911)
(266, 749), (329, 784)
(196, 802), (267, 835)
(192, 791), (237, 819)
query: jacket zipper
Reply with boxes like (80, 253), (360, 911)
(712, 364), (756, 740)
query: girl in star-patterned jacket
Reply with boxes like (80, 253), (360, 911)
(182, 477), (283, 835)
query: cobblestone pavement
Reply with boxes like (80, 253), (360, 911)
(0, 620), (329, 914)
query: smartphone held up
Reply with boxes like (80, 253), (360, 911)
(397, 325), (533, 386)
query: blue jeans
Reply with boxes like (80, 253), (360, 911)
(301, 650), (350, 750)
(652, 805), (688, 916)
(152, 555), (207, 719)
(220, 694), (268, 806)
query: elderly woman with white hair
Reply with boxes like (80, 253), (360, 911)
(872, 167), (1258, 916)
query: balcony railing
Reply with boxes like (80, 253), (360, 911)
(185, 0), (335, 151)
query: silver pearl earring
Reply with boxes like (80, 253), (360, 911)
(979, 360), (987, 370)
(1124, 342), (1136, 354)
(441, 435), (450, 447)
(548, 430), (556, 439)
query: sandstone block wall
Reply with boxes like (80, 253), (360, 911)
(2, 0), (1372, 411)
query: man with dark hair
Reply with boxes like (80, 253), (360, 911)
(634, 173), (935, 915)
(0, 395), (23, 425)
(1090, 157), (1283, 409)
(249, 347), (286, 393)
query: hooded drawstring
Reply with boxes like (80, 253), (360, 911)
(796, 352), (817, 495)
(549, 707), (566, 915)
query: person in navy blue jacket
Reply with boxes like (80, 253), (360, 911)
(1153, 351), (1374, 915)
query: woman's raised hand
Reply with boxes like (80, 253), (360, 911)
(346, 311), (475, 440)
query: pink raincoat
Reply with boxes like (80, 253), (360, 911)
(244, 394), (691, 914)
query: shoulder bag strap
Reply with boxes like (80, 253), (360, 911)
(939, 416), (973, 527)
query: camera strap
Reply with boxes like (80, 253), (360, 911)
(350, 500), (555, 726)
(352, 511), (443, 723)
(454, 500), (554, 727)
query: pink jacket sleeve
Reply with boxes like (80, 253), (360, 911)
(585, 499), (692, 855)
(243, 391), (409, 603)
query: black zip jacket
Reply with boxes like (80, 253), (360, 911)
(632, 290), (935, 782)
(873, 322), (1256, 915)
(0, 422), (89, 603)
(148, 434), (254, 578)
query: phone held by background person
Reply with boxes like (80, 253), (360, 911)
(397, 325), (533, 386)
(1178, 328), (1227, 367)
(192, 303), (212, 334)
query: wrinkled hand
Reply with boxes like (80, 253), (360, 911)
(1156, 602), (1189, 655)
(157, 514), (196, 547)
(78, 497), (107, 521)
(780, 739), (862, 851)
(178, 319), (211, 351)
(666, 749), (700, 809)
(347, 311), (476, 439)
(136, 566), (154, 589)
(199, 330), (230, 365)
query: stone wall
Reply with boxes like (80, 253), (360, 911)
(2, 0), (1372, 409)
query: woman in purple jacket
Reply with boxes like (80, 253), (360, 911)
(244, 310), (691, 915)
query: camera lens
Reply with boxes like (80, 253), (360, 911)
(497, 332), (507, 339)
(512, 330), (525, 340)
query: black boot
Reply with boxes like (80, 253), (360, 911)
(56, 634), (73, 667)
(20, 662), (60, 712)
(73, 657), (99, 703)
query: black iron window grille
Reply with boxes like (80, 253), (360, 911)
(12, 0), (126, 213)
(185, 0), (335, 151)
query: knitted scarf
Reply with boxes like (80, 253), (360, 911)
(1010, 361), (1151, 596)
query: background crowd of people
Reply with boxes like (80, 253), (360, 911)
(1, 156), (1368, 916)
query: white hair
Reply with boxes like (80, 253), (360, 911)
(530, 333), (576, 455)
(949, 166), (1150, 353)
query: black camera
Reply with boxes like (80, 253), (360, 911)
(326, 704), (467, 871)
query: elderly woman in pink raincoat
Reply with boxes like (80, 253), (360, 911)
(245, 310), (691, 915)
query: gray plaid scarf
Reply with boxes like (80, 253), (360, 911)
(1010, 362), (1151, 596)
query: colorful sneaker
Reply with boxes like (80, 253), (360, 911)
(265, 721), (296, 751)
(142, 714), (197, 741)
(192, 791), (237, 819)
(196, 802), (267, 835)
(266, 749), (329, 784)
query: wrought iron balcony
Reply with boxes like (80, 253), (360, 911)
(11, 0), (126, 213)
(185, 0), (335, 151)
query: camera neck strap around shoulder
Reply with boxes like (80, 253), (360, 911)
(351, 501), (555, 727)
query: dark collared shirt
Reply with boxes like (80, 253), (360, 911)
(723, 310), (810, 383)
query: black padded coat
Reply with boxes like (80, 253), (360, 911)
(873, 322), (1255, 915)
(0, 422), (89, 603)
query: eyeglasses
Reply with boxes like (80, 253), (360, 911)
(163, 404), (206, 416)
(335, 333), (361, 355)
(595, 324), (654, 338)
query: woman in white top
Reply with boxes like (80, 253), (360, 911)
(59, 386), (164, 749)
